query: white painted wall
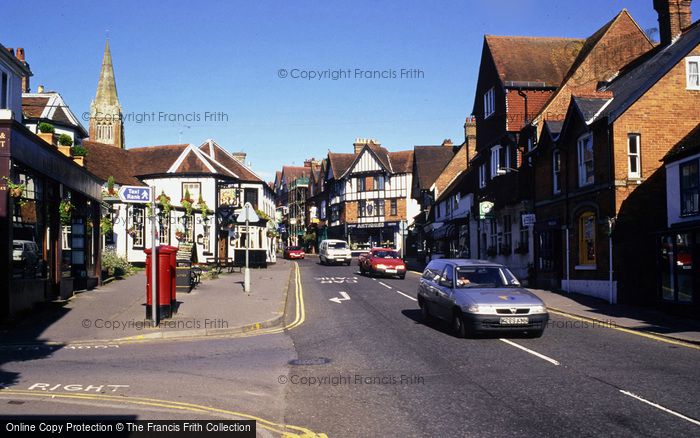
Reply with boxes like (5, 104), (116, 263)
(666, 153), (700, 228)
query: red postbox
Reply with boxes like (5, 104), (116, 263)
(160, 246), (178, 311)
(145, 246), (178, 320)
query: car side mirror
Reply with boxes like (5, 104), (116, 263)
(439, 279), (454, 289)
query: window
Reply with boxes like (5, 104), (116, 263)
(244, 187), (258, 209)
(490, 146), (501, 177)
(182, 215), (194, 243)
(132, 206), (145, 248)
(357, 177), (366, 192)
(519, 218), (529, 252)
(441, 265), (454, 287)
(578, 212), (596, 266)
(686, 56), (700, 90)
(479, 164), (486, 188)
(183, 182), (201, 203)
(320, 200), (327, 219)
(680, 160), (700, 216)
(577, 134), (594, 187)
(489, 217), (497, 249)
(390, 199), (397, 216)
(538, 231), (554, 271)
(159, 212), (171, 245)
(484, 87), (495, 118)
(359, 200), (367, 217)
(628, 134), (641, 179)
(373, 175), (385, 190)
(553, 150), (562, 194)
(0, 71), (8, 109)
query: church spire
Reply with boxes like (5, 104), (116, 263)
(89, 39), (124, 148)
(95, 39), (119, 106)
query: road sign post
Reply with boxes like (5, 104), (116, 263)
(237, 202), (259, 293)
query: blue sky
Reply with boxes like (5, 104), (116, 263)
(3, 0), (661, 181)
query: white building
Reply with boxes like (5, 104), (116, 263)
(84, 139), (277, 265)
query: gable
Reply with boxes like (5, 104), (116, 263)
(348, 147), (387, 175)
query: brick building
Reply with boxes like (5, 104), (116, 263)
(531, 0), (700, 304)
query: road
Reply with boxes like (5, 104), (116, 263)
(1, 259), (699, 437)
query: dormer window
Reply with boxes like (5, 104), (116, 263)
(686, 56), (700, 90)
(484, 87), (495, 119)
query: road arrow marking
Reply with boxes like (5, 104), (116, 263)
(329, 291), (350, 304)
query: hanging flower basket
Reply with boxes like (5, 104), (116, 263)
(158, 191), (172, 215)
(196, 194), (208, 220)
(100, 216), (113, 235)
(175, 229), (186, 241)
(127, 227), (137, 238)
(59, 200), (74, 225)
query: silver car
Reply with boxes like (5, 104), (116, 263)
(417, 259), (549, 338)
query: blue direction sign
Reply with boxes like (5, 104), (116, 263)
(118, 186), (152, 203)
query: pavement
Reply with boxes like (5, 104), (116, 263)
(404, 257), (700, 345)
(0, 260), (295, 345)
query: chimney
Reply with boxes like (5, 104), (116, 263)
(464, 116), (477, 163)
(352, 138), (380, 154)
(231, 152), (246, 163)
(654, 0), (692, 45)
(13, 48), (30, 93)
(441, 139), (453, 147)
(303, 158), (316, 168)
(37, 85), (45, 93)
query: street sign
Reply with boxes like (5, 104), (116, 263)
(479, 201), (494, 219)
(118, 186), (152, 203)
(236, 202), (260, 223)
(522, 214), (536, 227)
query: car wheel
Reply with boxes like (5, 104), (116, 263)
(399, 274), (406, 279)
(452, 310), (468, 339)
(420, 300), (432, 323)
(360, 265), (366, 275)
(320, 256), (325, 265)
(346, 261), (351, 266)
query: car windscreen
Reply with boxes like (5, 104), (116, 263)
(329, 242), (347, 249)
(455, 266), (520, 288)
(13, 243), (22, 250)
(287, 246), (301, 251)
(373, 251), (398, 259)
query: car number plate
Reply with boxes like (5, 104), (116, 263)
(385, 269), (397, 273)
(499, 317), (529, 325)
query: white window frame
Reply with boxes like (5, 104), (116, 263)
(484, 87), (495, 119)
(686, 56), (700, 90)
(479, 164), (486, 188)
(577, 134), (594, 187)
(490, 145), (501, 177)
(627, 133), (641, 179)
(553, 149), (561, 194)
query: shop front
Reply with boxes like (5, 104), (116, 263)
(658, 227), (700, 314)
(347, 221), (399, 251)
(1, 120), (102, 317)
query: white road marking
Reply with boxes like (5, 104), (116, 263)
(378, 282), (392, 289)
(395, 290), (418, 301)
(27, 383), (130, 392)
(329, 291), (351, 304)
(498, 339), (560, 366)
(620, 390), (700, 426)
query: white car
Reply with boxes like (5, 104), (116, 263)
(319, 239), (352, 266)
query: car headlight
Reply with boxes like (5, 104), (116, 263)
(396, 265), (406, 270)
(375, 264), (388, 269)
(466, 304), (480, 313)
(530, 305), (547, 314)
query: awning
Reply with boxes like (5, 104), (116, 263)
(433, 224), (457, 240)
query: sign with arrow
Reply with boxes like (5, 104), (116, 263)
(237, 202), (260, 223)
(329, 291), (350, 304)
(118, 186), (152, 204)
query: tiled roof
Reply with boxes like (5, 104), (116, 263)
(573, 97), (611, 122)
(281, 165), (310, 183)
(22, 96), (49, 118)
(544, 120), (564, 137)
(663, 123), (700, 162)
(413, 145), (458, 190)
(328, 153), (355, 177)
(129, 144), (189, 176)
(486, 35), (584, 86)
(82, 140), (143, 186)
(595, 21), (700, 123)
(199, 141), (262, 182)
(389, 150), (414, 174)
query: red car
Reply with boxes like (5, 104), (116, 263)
(284, 246), (305, 259)
(358, 248), (407, 279)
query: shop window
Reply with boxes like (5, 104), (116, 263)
(660, 235), (675, 301)
(680, 160), (700, 216)
(577, 134), (594, 187)
(578, 212), (596, 266)
(159, 212), (171, 245)
(675, 233), (693, 303)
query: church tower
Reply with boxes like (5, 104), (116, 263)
(89, 39), (124, 148)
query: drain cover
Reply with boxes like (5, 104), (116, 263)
(288, 357), (331, 366)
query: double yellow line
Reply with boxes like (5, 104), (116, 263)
(0, 389), (326, 437)
(248, 262), (306, 336)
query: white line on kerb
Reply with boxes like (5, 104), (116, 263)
(378, 282), (392, 289)
(620, 390), (700, 427)
(499, 339), (560, 366)
(395, 290), (418, 301)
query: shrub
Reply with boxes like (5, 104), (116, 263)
(38, 122), (55, 133)
(101, 250), (134, 278)
(58, 133), (73, 146)
(71, 145), (88, 156)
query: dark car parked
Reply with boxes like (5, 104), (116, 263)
(417, 259), (549, 338)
